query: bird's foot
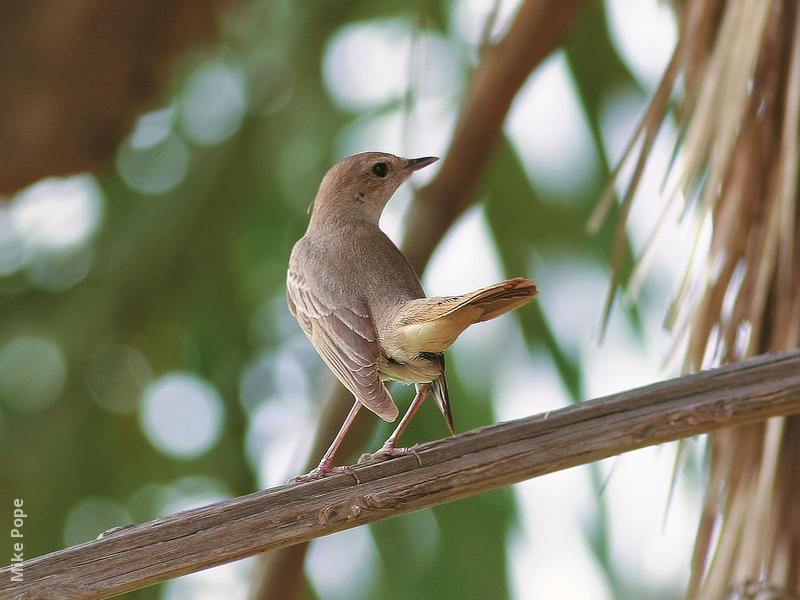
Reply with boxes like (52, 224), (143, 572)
(358, 444), (411, 464)
(289, 461), (354, 483)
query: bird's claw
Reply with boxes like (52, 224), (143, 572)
(289, 463), (354, 483)
(358, 445), (410, 464)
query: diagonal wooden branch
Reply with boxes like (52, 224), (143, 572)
(4, 349), (800, 600)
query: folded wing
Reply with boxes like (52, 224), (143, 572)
(287, 267), (398, 422)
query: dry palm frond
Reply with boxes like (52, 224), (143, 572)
(595, 0), (800, 597)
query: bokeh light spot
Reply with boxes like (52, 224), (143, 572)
(162, 560), (254, 600)
(449, 0), (524, 50)
(506, 50), (599, 199)
(63, 497), (132, 547)
(605, 0), (677, 90)
(140, 372), (223, 459)
(129, 105), (177, 150)
(0, 206), (25, 275)
(87, 344), (153, 415)
(156, 475), (231, 516)
(25, 244), (93, 291)
(0, 336), (66, 413)
(10, 174), (103, 250)
(325, 22), (459, 114)
(248, 60), (294, 116)
(307, 527), (379, 600)
(180, 59), (246, 146)
(242, 347), (316, 486)
(323, 19), (412, 111)
(116, 133), (190, 195)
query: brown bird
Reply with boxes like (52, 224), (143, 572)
(287, 152), (537, 479)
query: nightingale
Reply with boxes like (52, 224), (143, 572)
(287, 152), (537, 479)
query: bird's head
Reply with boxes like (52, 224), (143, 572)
(309, 152), (438, 227)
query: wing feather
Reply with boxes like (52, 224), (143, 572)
(287, 267), (398, 422)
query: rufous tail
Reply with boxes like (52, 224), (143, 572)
(392, 277), (537, 354)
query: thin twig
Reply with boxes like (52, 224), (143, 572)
(3, 349), (800, 600)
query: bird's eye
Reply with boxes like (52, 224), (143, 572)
(371, 162), (388, 177)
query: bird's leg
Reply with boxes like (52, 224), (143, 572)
(290, 399), (362, 482)
(359, 384), (430, 463)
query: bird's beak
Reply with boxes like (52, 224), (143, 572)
(405, 156), (439, 171)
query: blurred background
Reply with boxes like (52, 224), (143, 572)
(0, 1), (710, 598)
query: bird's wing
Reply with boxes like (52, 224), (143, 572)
(287, 267), (398, 422)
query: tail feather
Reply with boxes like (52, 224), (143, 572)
(392, 277), (538, 354)
(429, 369), (454, 436)
(467, 278), (538, 322)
